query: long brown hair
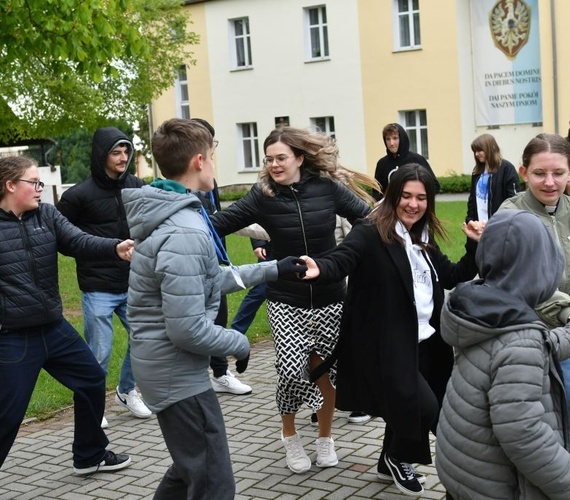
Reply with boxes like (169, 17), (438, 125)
(259, 126), (379, 203)
(368, 163), (446, 248)
(471, 133), (502, 174)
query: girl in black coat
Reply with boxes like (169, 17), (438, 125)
(304, 164), (481, 497)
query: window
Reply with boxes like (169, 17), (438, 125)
(310, 116), (335, 139)
(230, 18), (252, 69)
(238, 123), (260, 169)
(394, 0), (421, 50)
(305, 6), (329, 60)
(175, 65), (190, 120)
(401, 110), (428, 158)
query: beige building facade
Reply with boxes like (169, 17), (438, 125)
(149, 0), (570, 186)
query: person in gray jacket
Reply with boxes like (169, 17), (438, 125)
(121, 118), (306, 500)
(436, 209), (570, 499)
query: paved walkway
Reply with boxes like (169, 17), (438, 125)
(0, 340), (446, 499)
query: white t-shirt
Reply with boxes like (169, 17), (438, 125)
(475, 171), (491, 222)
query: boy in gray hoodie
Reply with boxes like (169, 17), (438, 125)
(436, 209), (570, 499)
(122, 118), (306, 499)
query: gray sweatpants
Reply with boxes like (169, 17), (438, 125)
(154, 390), (235, 500)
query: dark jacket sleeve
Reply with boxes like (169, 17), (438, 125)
(211, 189), (260, 237)
(49, 205), (120, 261)
(432, 238), (479, 290)
(502, 160), (521, 200)
(334, 183), (371, 224)
(466, 173), (479, 222)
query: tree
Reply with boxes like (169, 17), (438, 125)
(0, 0), (198, 142)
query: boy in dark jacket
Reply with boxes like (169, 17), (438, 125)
(57, 127), (151, 426)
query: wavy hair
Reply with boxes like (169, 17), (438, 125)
(368, 163), (446, 248)
(258, 126), (379, 203)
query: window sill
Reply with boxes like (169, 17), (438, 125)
(230, 66), (254, 73)
(304, 57), (331, 64)
(393, 46), (422, 53)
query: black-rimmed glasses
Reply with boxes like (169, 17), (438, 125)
(17, 179), (45, 191)
(213, 140), (219, 149)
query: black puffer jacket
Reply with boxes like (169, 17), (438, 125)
(211, 172), (370, 308)
(57, 127), (143, 293)
(0, 203), (120, 330)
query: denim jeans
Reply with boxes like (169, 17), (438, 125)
(82, 291), (135, 394)
(560, 358), (570, 413)
(230, 281), (267, 334)
(0, 317), (108, 468)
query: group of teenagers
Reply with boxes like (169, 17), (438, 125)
(1, 118), (570, 500)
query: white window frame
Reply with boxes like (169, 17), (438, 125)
(229, 17), (253, 69)
(393, 0), (421, 51)
(175, 65), (190, 119)
(237, 122), (260, 170)
(310, 116), (335, 139)
(304, 6), (329, 61)
(400, 109), (428, 159)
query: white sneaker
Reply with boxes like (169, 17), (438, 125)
(212, 370), (252, 395)
(101, 416), (109, 429)
(114, 388), (152, 418)
(316, 437), (338, 467)
(281, 433), (311, 473)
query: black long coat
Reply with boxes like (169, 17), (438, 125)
(314, 219), (478, 441)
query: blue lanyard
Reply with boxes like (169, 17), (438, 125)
(199, 198), (231, 266)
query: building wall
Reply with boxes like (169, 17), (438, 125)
(205, 0), (366, 186)
(149, 0), (570, 185)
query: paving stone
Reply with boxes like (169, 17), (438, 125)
(1, 339), (445, 499)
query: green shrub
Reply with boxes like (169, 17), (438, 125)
(438, 174), (472, 194)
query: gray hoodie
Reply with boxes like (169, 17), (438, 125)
(122, 184), (278, 412)
(436, 209), (570, 499)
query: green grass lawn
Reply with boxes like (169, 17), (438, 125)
(26, 200), (467, 419)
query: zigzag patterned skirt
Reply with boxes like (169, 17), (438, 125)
(267, 300), (342, 415)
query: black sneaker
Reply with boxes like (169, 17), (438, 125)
(310, 412), (318, 427)
(347, 411), (372, 423)
(73, 450), (132, 475)
(377, 452), (425, 484)
(384, 454), (424, 496)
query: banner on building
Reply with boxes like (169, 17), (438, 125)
(471, 0), (542, 126)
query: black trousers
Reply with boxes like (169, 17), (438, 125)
(381, 333), (451, 464)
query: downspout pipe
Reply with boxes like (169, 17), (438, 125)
(550, 0), (559, 133)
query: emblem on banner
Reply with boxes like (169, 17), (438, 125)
(489, 0), (531, 60)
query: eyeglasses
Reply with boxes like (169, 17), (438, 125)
(263, 155), (294, 167)
(17, 179), (45, 191)
(527, 171), (569, 183)
(213, 140), (219, 149)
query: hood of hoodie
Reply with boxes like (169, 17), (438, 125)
(90, 127), (134, 187)
(442, 209), (563, 349)
(121, 180), (202, 242)
(384, 123), (410, 158)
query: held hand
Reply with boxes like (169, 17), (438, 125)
(116, 239), (134, 261)
(276, 256), (308, 278)
(253, 247), (266, 260)
(235, 353), (250, 374)
(462, 220), (486, 242)
(299, 255), (320, 279)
